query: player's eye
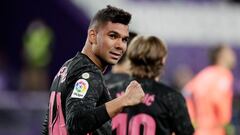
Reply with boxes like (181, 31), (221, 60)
(122, 37), (129, 43)
(109, 34), (117, 39)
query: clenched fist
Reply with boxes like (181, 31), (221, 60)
(123, 80), (145, 106)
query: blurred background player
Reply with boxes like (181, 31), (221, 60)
(183, 44), (236, 135)
(170, 65), (194, 92)
(20, 19), (53, 91)
(110, 35), (194, 135)
(104, 31), (137, 89)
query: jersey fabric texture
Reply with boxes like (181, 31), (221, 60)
(110, 77), (194, 135)
(42, 52), (112, 135)
(104, 72), (130, 90)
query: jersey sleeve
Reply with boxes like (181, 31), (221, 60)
(65, 71), (110, 134)
(165, 92), (194, 135)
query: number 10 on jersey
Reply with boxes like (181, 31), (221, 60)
(112, 113), (156, 135)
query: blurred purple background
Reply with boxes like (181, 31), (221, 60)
(1, 0), (240, 134)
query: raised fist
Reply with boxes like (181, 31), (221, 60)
(123, 80), (145, 106)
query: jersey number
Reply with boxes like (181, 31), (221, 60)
(112, 113), (156, 135)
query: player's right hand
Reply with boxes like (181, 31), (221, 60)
(123, 80), (145, 106)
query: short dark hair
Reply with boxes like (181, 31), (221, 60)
(208, 44), (226, 65)
(127, 36), (167, 79)
(89, 5), (132, 29)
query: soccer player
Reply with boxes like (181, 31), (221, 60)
(110, 36), (194, 135)
(183, 45), (236, 135)
(104, 32), (137, 89)
(42, 5), (145, 135)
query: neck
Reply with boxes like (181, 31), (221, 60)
(215, 62), (230, 70)
(112, 61), (130, 74)
(81, 44), (107, 72)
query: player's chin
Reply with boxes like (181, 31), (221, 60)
(107, 58), (119, 65)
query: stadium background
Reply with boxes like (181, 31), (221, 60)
(1, 0), (240, 134)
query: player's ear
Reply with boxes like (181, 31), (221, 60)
(162, 56), (167, 65)
(88, 29), (97, 45)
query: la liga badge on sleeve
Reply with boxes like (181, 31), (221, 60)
(71, 79), (89, 99)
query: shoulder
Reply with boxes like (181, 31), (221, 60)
(66, 53), (104, 91)
(108, 78), (132, 98)
(105, 73), (130, 87)
(155, 82), (185, 103)
(155, 82), (180, 95)
(71, 53), (99, 71)
(66, 53), (102, 79)
(155, 83), (188, 115)
(202, 66), (233, 83)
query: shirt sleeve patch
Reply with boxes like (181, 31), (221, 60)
(71, 79), (89, 99)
